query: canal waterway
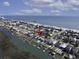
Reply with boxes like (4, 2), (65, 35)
(0, 27), (55, 59)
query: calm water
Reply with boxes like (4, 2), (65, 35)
(3, 16), (79, 30)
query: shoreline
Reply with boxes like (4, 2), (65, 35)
(1, 16), (79, 31)
(27, 21), (79, 33)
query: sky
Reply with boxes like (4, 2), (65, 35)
(0, 0), (79, 16)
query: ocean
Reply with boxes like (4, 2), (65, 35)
(3, 16), (79, 30)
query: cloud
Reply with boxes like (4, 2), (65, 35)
(23, 0), (79, 11)
(32, 8), (42, 13)
(72, 7), (78, 10)
(51, 10), (61, 13)
(23, 0), (54, 7)
(70, 0), (79, 5)
(3, 2), (10, 7)
(14, 12), (25, 15)
(51, 9), (62, 16)
(20, 8), (42, 13)
(32, 0), (53, 3)
(13, 8), (42, 15)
